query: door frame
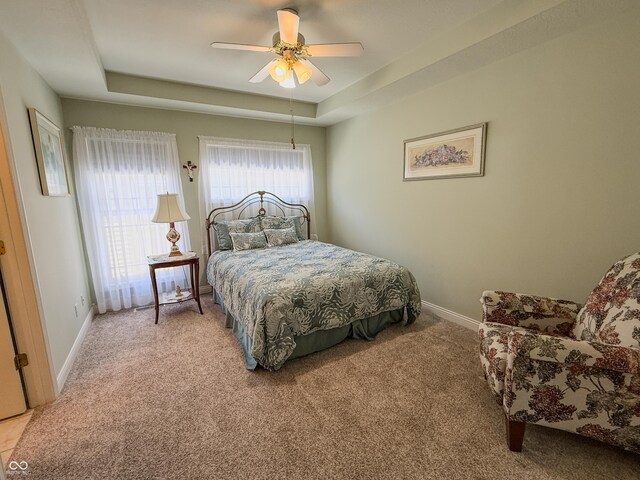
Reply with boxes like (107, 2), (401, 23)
(0, 97), (56, 406)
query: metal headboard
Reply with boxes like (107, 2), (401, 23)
(205, 190), (311, 256)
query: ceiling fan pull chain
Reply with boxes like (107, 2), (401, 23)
(290, 90), (296, 150)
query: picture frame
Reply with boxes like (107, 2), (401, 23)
(28, 108), (70, 196)
(403, 123), (487, 181)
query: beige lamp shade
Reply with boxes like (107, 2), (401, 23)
(292, 61), (312, 84)
(269, 58), (289, 82)
(152, 193), (191, 223)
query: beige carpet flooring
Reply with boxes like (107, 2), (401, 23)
(9, 297), (640, 479)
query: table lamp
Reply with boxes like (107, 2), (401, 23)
(152, 193), (191, 257)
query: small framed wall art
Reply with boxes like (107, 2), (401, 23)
(403, 123), (486, 181)
(28, 108), (70, 196)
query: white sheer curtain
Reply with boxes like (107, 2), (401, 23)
(198, 137), (316, 251)
(72, 127), (191, 313)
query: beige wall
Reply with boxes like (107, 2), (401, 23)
(0, 32), (92, 378)
(60, 99), (327, 288)
(326, 10), (640, 319)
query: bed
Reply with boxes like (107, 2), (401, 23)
(205, 191), (421, 370)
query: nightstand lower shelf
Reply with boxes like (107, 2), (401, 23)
(159, 289), (194, 305)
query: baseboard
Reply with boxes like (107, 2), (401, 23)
(421, 300), (480, 331)
(56, 305), (95, 393)
(199, 284), (213, 295)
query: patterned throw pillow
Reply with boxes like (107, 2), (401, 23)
(287, 216), (306, 241)
(260, 215), (306, 241)
(264, 226), (299, 247)
(260, 216), (293, 230)
(230, 231), (267, 252)
(214, 218), (261, 250)
(573, 252), (640, 348)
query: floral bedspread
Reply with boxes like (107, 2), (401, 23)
(207, 240), (421, 370)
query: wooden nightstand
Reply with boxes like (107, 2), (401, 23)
(147, 253), (203, 324)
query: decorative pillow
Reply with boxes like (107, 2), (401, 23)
(230, 231), (267, 252)
(287, 216), (306, 241)
(214, 218), (261, 250)
(264, 226), (299, 247)
(260, 216), (294, 230)
(260, 215), (306, 241)
(573, 252), (640, 348)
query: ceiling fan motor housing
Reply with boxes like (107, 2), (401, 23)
(272, 33), (307, 57)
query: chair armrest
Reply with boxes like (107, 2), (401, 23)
(480, 290), (582, 334)
(509, 330), (640, 375)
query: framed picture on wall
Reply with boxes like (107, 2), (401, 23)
(28, 108), (70, 196)
(403, 123), (487, 181)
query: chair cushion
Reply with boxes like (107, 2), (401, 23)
(573, 252), (640, 348)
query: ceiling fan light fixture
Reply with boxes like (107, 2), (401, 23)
(269, 58), (289, 82)
(279, 69), (296, 89)
(293, 61), (312, 84)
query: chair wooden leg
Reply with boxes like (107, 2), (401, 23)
(505, 416), (525, 452)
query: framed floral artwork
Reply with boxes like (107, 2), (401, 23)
(403, 123), (487, 181)
(28, 108), (70, 196)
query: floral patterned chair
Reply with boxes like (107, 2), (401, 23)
(479, 252), (640, 453)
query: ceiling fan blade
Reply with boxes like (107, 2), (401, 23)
(249, 60), (276, 83)
(299, 59), (330, 86)
(277, 9), (300, 45)
(306, 43), (364, 57)
(210, 42), (271, 53)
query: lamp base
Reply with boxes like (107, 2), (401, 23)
(167, 222), (183, 257)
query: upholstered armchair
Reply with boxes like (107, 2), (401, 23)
(479, 252), (640, 454)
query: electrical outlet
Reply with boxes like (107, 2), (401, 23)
(81, 295), (85, 306)
(74, 304), (78, 318)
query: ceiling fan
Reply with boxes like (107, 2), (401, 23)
(211, 8), (364, 88)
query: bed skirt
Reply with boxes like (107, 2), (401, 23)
(213, 290), (404, 370)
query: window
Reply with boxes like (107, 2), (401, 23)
(101, 170), (167, 279)
(72, 127), (190, 313)
(198, 137), (316, 244)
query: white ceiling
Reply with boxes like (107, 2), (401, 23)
(0, 0), (637, 125)
(84, 0), (504, 102)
